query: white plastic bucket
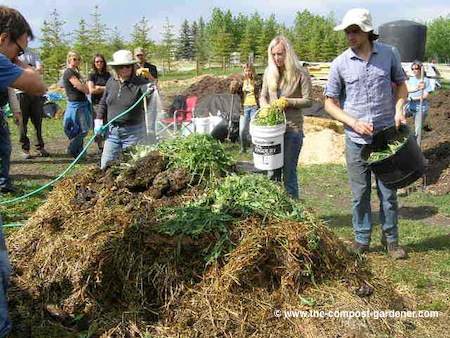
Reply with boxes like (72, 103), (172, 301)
(250, 119), (286, 170)
(193, 117), (210, 134)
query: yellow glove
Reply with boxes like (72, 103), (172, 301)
(273, 97), (288, 110)
(259, 107), (269, 118)
(136, 67), (150, 79)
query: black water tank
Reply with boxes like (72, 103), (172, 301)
(378, 20), (427, 62)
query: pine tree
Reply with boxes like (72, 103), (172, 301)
(40, 9), (69, 83)
(73, 19), (92, 74)
(89, 5), (108, 56)
(177, 19), (192, 60)
(109, 26), (126, 57)
(207, 8), (233, 69)
(239, 12), (263, 63)
(258, 15), (279, 63)
(190, 21), (198, 60)
(161, 17), (176, 71)
(321, 34), (336, 61)
(292, 10), (315, 60)
(194, 17), (208, 73)
(130, 17), (154, 54)
(232, 13), (248, 52)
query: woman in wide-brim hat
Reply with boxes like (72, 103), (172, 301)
(94, 50), (150, 169)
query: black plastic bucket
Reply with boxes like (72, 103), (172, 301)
(361, 125), (425, 189)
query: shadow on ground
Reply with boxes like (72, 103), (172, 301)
(398, 206), (439, 220)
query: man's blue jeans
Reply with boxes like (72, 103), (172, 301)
(267, 130), (303, 199)
(0, 217), (12, 337)
(0, 120), (12, 190)
(345, 136), (399, 245)
(239, 105), (258, 151)
(100, 124), (145, 169)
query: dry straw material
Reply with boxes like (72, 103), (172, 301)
(6, 135), (433, 337)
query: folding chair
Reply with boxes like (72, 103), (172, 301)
(157, 96), (197, 138)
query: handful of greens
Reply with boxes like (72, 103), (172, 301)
(253, 97), (287, 126)
(367, 137), (407, 163)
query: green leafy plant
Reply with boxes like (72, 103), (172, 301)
(254, 97), (287, 126)
(367, 138), (407, 163)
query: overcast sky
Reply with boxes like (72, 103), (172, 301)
(4, 0), (450, 47)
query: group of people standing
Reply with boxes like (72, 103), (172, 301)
(0, 4), (434, 335)
(61, 47), (158, 169)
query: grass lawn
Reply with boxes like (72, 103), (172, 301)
(300, 163), (450, 330)
(1, 102), (449, 336)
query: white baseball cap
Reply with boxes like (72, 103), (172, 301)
(108, 50), (137, 66)
(334, 8), (375, 32)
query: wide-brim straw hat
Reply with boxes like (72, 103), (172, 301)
(107, 50), (138, 66)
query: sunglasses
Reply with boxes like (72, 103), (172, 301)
(117, 65), (133, 69)
(412, 67), (420, 70)
(14, 40), (25, 57)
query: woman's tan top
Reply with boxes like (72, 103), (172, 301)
(260, 66), (312, 132)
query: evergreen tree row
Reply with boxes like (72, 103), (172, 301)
(38, 6), (450, 84)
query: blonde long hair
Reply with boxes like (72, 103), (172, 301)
(264, 36), (302, 95)
(66, 51), (81, 69)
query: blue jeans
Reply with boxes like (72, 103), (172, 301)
(0, 217), (11, 337)
(0, 119), (12, 190)
(100, 124), (145, 169)
(405, 99), (429, 138)
(267, 130), (303, 199)
(67, 103), (92, 158)
(239, 106), (258, 151)
(345, 136), (399, 245)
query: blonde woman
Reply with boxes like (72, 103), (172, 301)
(62, 51), (91, 158)
(260, 35), (312, 199)
(239, 63), (259, 153)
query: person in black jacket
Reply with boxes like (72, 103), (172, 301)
(88, 53), (110, 152)
(134, 47), (158, 81)
(95, 50), (149, 169)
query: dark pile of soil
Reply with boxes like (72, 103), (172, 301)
(182, 74), (243, 103)
(421, 89), (450, 195)
(182, 73), (325, 105)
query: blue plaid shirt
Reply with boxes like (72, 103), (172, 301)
(325, 42), (406, 144)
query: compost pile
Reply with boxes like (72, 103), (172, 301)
(420, 89), (450, 195)
(181, 74), (244, 102)
(8, 134), (426, 337)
